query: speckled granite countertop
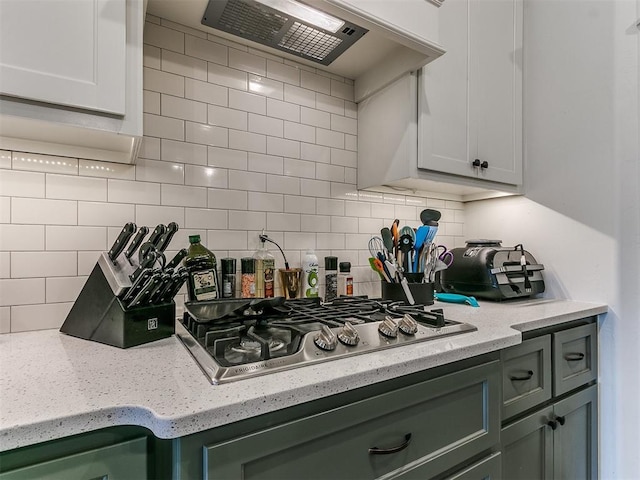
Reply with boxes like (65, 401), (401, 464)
(0, 298), (607, 452)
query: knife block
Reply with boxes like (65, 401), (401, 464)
(60, 259), (175, 348)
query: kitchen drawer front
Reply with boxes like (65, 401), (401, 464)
(501, 335), (552, 420)
(553, 323), (597, 396)
(204, 361), (500, 480)
(0, 437), (147, 480)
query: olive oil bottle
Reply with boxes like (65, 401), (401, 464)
(184, 235), (219, 302)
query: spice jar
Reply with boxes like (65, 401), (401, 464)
(241, 257), (256, 298)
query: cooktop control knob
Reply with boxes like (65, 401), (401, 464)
(379, 316), (398, 338)
(398, 314), (418, 335)
(314, 325), (338, 351)
(337, 321), (359, 346)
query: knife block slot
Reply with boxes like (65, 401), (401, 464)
(60, 262), (175, 348)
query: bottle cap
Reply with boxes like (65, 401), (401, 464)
(241, 257), (255, 274)
(324, 256), (338, 270)
(221, 258), (236, 274)
(188, 234), (201, 244)
(339, 262), (351, 273)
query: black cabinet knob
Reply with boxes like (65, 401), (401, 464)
(547, 420), (558, 430)
(472, 159), (481, 167)
(556, 416), (566, 426)
(480, 160), (489, 169)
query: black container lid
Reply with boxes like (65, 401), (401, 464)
(324, 256), (338, 270)
(339, 261), (351, 273)
(241, 257), (255, 274)
(221, 257), (236, 274)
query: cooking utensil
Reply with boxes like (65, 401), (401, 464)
(166, 248), (188, 270)
(126, 272), (162, 309)
(380, 228), (394, 257)
(368, 236), (386, 259)
(368, 257), (384, 279)
(391, 220), (400, 263)
(413, 226), (429, 272)
(372, 258), (391, 282)
(155, 222), (179, 252)
(398, 232), (414, 273)
(425, 224), (439, 244)
(124, 226), (149, 262)
(129, 249), (158, 282)
(119, 268), (153, 303)
(108, 222), (136, 262)
(434, 292), (479, 307)
(419, 209), (441, 225)
(147, 224), (167, 248)
(435, 245), (454, 267)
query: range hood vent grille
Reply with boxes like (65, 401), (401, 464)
(202, 0), (368, 66)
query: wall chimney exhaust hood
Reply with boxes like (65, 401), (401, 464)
(146, 0), (446, 102)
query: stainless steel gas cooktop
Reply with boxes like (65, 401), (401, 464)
(176, 297), (476, 384)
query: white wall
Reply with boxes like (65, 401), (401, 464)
(0, 15), (467, 333)
(466, 0), (640, 477)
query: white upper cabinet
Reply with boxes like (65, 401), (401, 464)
(0, 0), (126, 115)
(0, 0), (144, 164)
(418, 0), (523, 185)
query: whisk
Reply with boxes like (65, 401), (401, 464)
(368, 236), (387, 259)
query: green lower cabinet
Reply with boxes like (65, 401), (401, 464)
(203, 361), (501, 480)
(501, 385), (598, 480)
(444, 452), (502, 480)
(0, 437), (147, 480)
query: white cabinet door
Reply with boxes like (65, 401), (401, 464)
(419, 0), (522, 186)
(0, 0), (126, 115)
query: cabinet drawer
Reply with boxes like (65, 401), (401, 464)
(553, 323), (597, 396)
(204, 361), (500, 480)
(444, 452), (502, 480)
(0, 437), (147, 480)
(501, 335), (552, 420)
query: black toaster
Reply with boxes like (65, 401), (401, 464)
(439, 240), (545, 300)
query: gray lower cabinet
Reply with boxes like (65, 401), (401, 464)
(203, 360), (500, 480)
(500, 321), (598, 480)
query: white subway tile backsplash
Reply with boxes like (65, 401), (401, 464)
(208, 188), (247, 210)
(229, 170), (266, 192)
(47, 174), (106, 202)
(0, 170), (45, 198)
(284, 158), (315, 179)
(11, 303), (73, 332)
(405, 196), (428, 207)
(301, 214), (330, 233)
(0, 252), (9, 278)
(135, 204), (185, 227)
(317, 233), (345, 250)
(284, 122), (315, 143)
(330, 114), (357, 135)
(207, 230), (248, 251)
(208, 63), (247, 90)
(144, 90), (161, 114)
(11, 251), (77, 278)
(139, 137), (161, 160)
(144, 44), (161, 69)
(230, 49), (266, 76)
(208, 105), (248, 130)
(316, 163), (344, 183)
(161, 94), (207, 123)
(161, 139), (207, 166)
(78, 202), (134, 226)
(248, 192), (284, 212)
(161, 50), (207, 81)
(249, 114), (283, 137)
(345, 201), (371, 218)
(331, 183), (358, 199)
(135, 158), (185, 184)
(186, 122), (228, 147)
(108, 179), (160, 205)
(317, 198), (345, 216)
(229, 130), (265, 153)
(185, 208), (227, 229)
(229, 211), (266, 230)
(447, 222), (464, 236)
(0, 278), (45, 306)
(383, 193), (406, 205)
(0, 307), (8, 333)
(248, 153), (283, 175)
(395, 205), (418, 220)
(144, 113), (185, 141)
(300, 70), (330, 95)
(345, 101), (357, 119)
(300, 179), (330, 198)
(185, 165), (228, 188)
(186, 35), (227, 65)
(300, 107), (330, 129)
(283, 232), (316, 250)
(161, 19), (207, 39)
(358, 217), (383, 234)
(12, 152), (78, 175)
(331, 216), (359, 234)
(267, 60), (300, 85)
(284, 195), (316, 214)
(267, 137), (299, 158)
(283, 84), (315, 108)
(370, 202), (395, 219)
(316, 128), (344, 149)
(185, 78), (227, 107)
(345, 134), (357, 152)
(267, 213), (300, 232)
(46, 226), (106, 251)
(248, 75), (284, 101)
(145, 22), (185, 53)
(330, 79), (354, 101)
(266, 98), (300, 122)
(208, 146), (248, 170)
(0, 225), (44, 251)
(0, 150), (11, 169)
(162, 184), (207, 207)
(300, 143), (330, 164)
(0, 197), (9, 223)
(229, 90), (267, 115)
(427, 198), (447, 208)
(12, 198), (76, 225)
(316, 93), (344, 115)
(143, 67), (185, 97)
(266, 174), (300, 195)
(77, 251), (101, 275)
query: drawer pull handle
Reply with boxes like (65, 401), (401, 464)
(565, 352), (585, 361)
(368, 433), (412, 455)
(509, 370), (534, 381)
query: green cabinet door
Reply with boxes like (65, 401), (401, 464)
(0, 437), (147, 480)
